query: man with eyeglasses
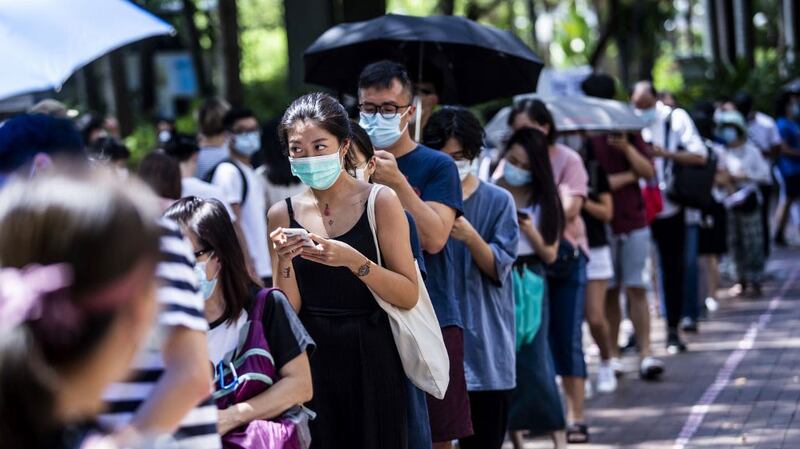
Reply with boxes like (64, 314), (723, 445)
(358, 60), (471, 449)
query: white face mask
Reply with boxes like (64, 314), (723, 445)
(233, 131), (261, 156)
(355, 167), (368, 182)
(455, 159), (472, 181)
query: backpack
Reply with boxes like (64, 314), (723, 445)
(204, 159), (249, 205)
(664, 111), (717, 210)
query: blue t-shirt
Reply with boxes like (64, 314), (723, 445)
(776, 117), (800, 177)
(453, 182), (519, 390)
(396, 145), (464, 328)
(405, 211), (427, 278)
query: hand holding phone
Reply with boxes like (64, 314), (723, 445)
(281, 228), (317, 247)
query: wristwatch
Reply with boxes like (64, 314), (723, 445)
(353, 258), (371, 277)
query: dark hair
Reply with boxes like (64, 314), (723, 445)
(508, 99), (557, 145)
(505, 128), (565, 245)
(79, 115), (105, 145)
(165, 197), (258, 324)
(198, 98), (231, 137)
(350, 120), (375, 160)
(358, 60), (414, 102)
(0, 114), (84, 173)
(223, 108), (256, 131)
(732, 92), (753, 117)
(776, 91), (794, 118)
(163, 133), (199, 163)
(634, 80), (658, 98)
(138, 151), (182, 200)
(88, 137), (130, 162)
(690, 101), (717, 140)
(423, 106), (484, 161)
(278, 92), (355, 172)
(260, 117), (300, 187)
(581, 73), (617, 99)
(0, 169), (161, 449)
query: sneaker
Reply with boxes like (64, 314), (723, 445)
(705, 296), (719, 313)
(596, 363), (618, 393)
(639, 356), (665, 380)
(620, 334), (638, 354)
(680, 317), (698, 333)
(666, 331), (688, 354)
(609, 357), (624, 377)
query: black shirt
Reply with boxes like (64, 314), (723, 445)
(581, 149), (612, 248)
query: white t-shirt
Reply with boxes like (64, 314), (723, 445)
(182, 177), (236, 220)
(747, 111), (783, 154)
(212, 160), (271, 278)
(641, 101), (708, 220)
(517, 205), (540, 256)
(721, 141), (772, 187)
(207, 312), (249, 366)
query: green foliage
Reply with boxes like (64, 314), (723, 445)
(123, 120), (157, 164)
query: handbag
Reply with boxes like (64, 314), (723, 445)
(213, 288), (314, 449)
(365, 184), (450, 400)
(642, 178), (664, 224)
(664, 111), (717, 210)
(512, 265), (544, 352)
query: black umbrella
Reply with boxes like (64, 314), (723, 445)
(303, 14), (544, 106)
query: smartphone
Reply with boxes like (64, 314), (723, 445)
(282, 228), (317, 247)
(517, 211), (530, 221)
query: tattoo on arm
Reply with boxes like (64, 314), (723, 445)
(282, 267), (291, 278)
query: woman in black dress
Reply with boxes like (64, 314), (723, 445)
(267, 92), (419, 449)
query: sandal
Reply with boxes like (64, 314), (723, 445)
(566, 422), (589, 444)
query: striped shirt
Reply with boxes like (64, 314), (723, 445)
(100, 219), (221, 449)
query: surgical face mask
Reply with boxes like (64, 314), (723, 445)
(358, 109), (410, 149)
(503, 161), (532, 186)
(455, 159), (472, 181)
(355, 167), (369, 182)
(158, 130), (172, 143)
(289, 150), (343, 190)
(719, 127), (739, 145)
(233, 131), (261, 156)
(635, 107), (657, 124)
(194, 261), (218, 301)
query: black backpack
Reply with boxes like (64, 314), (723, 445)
(664, 111), (717, 210)
(204, 159), (249, 205)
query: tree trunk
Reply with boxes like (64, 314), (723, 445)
(182, 0), (212, 96)
(218, 0), (243, 105)
(437, 0), (455, 15)
(138, 39), (156, 116)
(108, 50), (134, 137)
(589, 0), (619, 68)
(284, 0), (334, 93)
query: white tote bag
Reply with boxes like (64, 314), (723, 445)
(365, 184), (450, 399)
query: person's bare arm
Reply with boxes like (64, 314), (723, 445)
(451, 217), (498, 281)
(561, 191), (585, 220)
(268, 202), (304, 311)
(608, 171), (637, 191)
(583, 192), (613, 223)
(608, 135), (655, 179)
(519, 216), (559, 264)
(217, 352), (313, 435)
(129, 328), (212, 434)
(652, 146), (706, 166)
(372, 150), (456, 254)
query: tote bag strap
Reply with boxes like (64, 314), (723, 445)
(366, 184), (385, 266)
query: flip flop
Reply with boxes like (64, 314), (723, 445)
(567, 422), (589, 444)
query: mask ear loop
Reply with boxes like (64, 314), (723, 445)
(414, 96), (422, 142)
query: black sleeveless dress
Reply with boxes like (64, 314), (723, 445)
(286, 198), (408, 449)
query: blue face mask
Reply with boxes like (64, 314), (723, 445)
(635, 107), (657, 124)
(289, 150), (343, 191)
(194, 261), (218, 301)
(233, 131), (261, 156)
(719, 127), (739, 145)
(359, 110), (410, 149)
(503, 161), (532, 186)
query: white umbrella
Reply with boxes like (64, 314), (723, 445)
(484, 94), (646, 149)
(0, 0), (174, 101)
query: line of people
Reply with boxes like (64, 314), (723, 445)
(0, 59), (794, 449)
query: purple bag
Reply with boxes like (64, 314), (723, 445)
(213, 288), (312, 449)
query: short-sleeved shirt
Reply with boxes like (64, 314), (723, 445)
(101, 219), (221, 449)
(550, 143), (589, 255)
(195, 145), (229, 179)
(748, 111), (782, 155)
(454, 182), (519, 391)
(211, 160), (271, 279)
(592, 133), (652, 235)
(208, 290), (315, 369)
(395, 144), (464, 328)
(405, 211), (427, 278)
(581, 147), (611, 248)
(776, 117), (800, 177)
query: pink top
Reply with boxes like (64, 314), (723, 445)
(549, 143), (589, 256)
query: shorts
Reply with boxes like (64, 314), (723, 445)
(586, 246), (614, 281)
(427, 326), (474, 442)
(547, 254), (588, 378)
(608, 226), (651, 289)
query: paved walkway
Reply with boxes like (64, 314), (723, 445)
(507, 248), (800, 449)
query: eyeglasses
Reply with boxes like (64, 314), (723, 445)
(194, 248), (213, 259)
(358, 102), (412, 119)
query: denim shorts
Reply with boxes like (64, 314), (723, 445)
(546, 253), (588, 378)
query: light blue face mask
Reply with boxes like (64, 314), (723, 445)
(289, 150), (343, 190)
(358, 110), (410, 149)
(194, 261), (218, 301)
(503, 161), (532, 186)
(719, 127), (739, 145)
(233, 131), (261, 156)
(635, 107), (657, 124)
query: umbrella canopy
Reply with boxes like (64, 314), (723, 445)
(0, 0), (174, 101)
(304, 14), (543, 106)
(484, 95), (646, 148)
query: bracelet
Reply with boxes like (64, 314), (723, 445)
(352, 258), (371, 277)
